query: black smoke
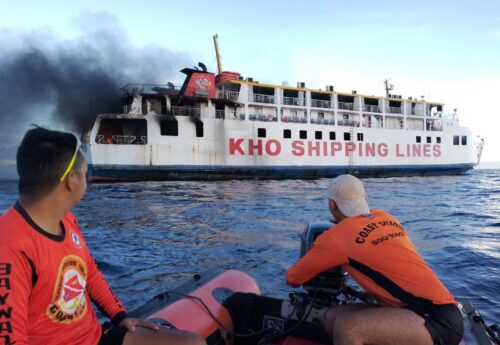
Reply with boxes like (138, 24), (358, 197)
(0, 12), (189, 171)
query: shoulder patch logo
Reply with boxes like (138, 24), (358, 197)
(46, 255), (87, 324)
(71, 231), (81, 248)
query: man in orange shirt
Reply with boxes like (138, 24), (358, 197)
(0, 127), (206, 345)
(286, 175), (463, 345)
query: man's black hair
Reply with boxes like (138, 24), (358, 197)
(17, 126), (83, 198)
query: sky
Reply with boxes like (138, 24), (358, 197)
(0, 0), (499, 167)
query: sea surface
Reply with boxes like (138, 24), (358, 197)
(0, 170), (499, 324)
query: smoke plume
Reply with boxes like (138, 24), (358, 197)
(0, 12), (189, 170)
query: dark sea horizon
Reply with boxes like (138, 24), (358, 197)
(0, 170), (499, 324)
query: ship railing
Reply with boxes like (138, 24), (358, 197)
(250, 94), (275, 104)
(311, 117), (335, 125)
(228, 113), (246, 120)
(363, 104), (381, 113)
(140, 136), (148, 144)
(311, 99), (333, 108)
(338, 102), (355, 111)
(281, 115), (308, 123)
(282, 97), (305, 106)
(170, 106), (201, 117)
(387, 107), (402, 114)
(120, 83), (180, 96)
(96, 135), (105, 144)
(249, 114), (278, 122)
(338, 119), (359, 127)
(409, 109), (424, 116)
(363, 121), (383, 128)
(426, 120), (443, 131)
(442, 113), (458, 120)
(427, 111), (444, 118)
(218, 91), (240, 101)
(112, 135), (137, 144)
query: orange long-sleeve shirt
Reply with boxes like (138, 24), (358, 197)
(286, 210), (456, 307)
(0, 203), (127, 345)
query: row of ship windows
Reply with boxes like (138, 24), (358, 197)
(258, 128), (449, 144)
(159, 122), (465, 146)
(258, 128), (360, 141)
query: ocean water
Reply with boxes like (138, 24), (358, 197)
(0, 170), (499, 324)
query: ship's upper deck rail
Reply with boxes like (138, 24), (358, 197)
(216, 82), (445, 118)
(121, 83), (181, 96)
(115, 79), (460, 132)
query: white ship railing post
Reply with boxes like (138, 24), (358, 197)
(306, 89), (311, 123)
(242, 84), (250, 121)
(277, 87), (282, 122)
(333, 93), (338, 126)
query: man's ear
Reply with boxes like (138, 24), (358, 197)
(63, 171), (77, 192)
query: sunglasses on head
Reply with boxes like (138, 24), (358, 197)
(60, 135), (81, 181)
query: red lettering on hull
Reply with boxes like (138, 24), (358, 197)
(228, 138), (442, 159)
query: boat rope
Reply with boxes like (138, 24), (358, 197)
(160, 285), (319, 341)
(159, 290), (289, 339)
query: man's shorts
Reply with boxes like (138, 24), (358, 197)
(405, 303), (464, 345)
(99, 322), (128, 345)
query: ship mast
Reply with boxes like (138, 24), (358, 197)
(213, 34), (223, 75)
(384, 79), (393, 97)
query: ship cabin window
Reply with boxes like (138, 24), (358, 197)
(453, 136), (459, 145)
(258, 128), (266, 138)
(330, 132), (336, 140)
(215, 103), (225, 119)
(315, 131), (322, 140)
(338, 95), (355, 111)
(364, 98), (379, 112)
(426, 136), (431, 143)
(252, 86), (275, 104)
(344, 132), (351, 141)
(388, 100), (402, 114)
(311, 92), (331, 108)
(318, 112), (325, 119)
(96, 118), (148, 144)
(416, 136), (421, 143)
(461, 136), (467, 145)
(160, 117), (178, 136)
(357, 133), (364, 141)
(283, 89), (302, 106)
(437, 137), (441, 144)
(196, 121), (203, 138)
(300, 130), (307, 139)
(284, 129), (291, 139)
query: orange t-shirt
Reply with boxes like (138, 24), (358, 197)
(286, 209), (456, 307)
(0, 203), (127, 345)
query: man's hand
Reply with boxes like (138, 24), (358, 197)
(119, 317), (161, 332)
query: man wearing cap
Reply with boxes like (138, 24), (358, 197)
(286, 174), (464, 345)
(0, 127), (206, 345)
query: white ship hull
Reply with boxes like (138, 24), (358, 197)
(85, 115), (483, 181)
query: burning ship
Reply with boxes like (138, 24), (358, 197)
(83, 36), (484, 181)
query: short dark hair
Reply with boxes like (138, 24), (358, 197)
(17, 126), (83, 198)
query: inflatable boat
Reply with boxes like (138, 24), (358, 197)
(129, 223), (499, 345)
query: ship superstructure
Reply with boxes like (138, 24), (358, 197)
(84, 46), (483, 181)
